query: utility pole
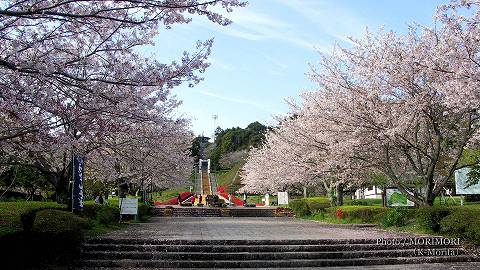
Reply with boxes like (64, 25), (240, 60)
(212, 114), (218, 139)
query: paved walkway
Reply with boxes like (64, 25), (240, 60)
(75, 263), (480, 270)
(76, 263), (480, 270)
(89, 217), (480, 269)
(102, 217), (415, 240)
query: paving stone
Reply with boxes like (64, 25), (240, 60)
(77, 217), (479, 269)
(97, 217), (415, 240)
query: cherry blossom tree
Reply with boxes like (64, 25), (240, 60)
(243, 0), (480, 206)
(240, 106), (361, 206)
(0, 0), (246, 201)
(305, 1), (480, 206)
(88, 118), (194, 198)
(240, 117), (317, 195)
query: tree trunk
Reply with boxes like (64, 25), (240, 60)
(336, 183), (344, 206)
(327, 184), (336, 206)
(27, 187), (37, 201)
(322, 180), (336, 206)
(47, 173), (70, 205)
(426, 194), (435, 206)
(381, 186), (386, 207)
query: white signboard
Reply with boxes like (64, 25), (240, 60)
(119, 198), (138, 215)
(455, 168), (480, 195)
(277, 192), (289, 205)
(386, 188), (414, 207)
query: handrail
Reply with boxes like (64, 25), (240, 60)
(210, 173), (217, 195)
(200, 168), (204, 194)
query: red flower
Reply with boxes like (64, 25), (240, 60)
(335, 209), (344, 219)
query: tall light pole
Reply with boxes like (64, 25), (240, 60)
(212, 114), (218, 139)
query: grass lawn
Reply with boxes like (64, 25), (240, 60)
(85, 220), (127, 237)
(246, 195), (278, 205)
(296, 200), (480, 246)
(293, 195), (480, 207)
(0, 199), (147, 238)
(304, 212), (370, 225)
(85, 195), (143, 207)
(0, 201), (66, 236)
(152, 187), (189, 202)
(215, 161), (244, 187)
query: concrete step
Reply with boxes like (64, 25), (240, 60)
(152, 207), (275, 217)
(81, 249), (468, 260)
(82, 243), (464, 253)
(152, 208), (221, 217)
(78, 255), (478, 268)
(85, 237), (459, 246)
(78, 237), (477, 268)
(72, 262), (480, 270)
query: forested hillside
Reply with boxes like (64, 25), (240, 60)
(191, 122), (267, 170)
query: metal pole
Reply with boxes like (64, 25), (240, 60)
(71, 153), (75, 213)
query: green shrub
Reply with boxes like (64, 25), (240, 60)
(138, 204), (152, 221)
(20, 209), (38, 232)
(345, 199), (383, 206)
(328, 206), (388, 223)
(15, 203), (67, 233)
(307, 201), (330, 213)
(33, 209), (89, 234)
(304, 197), (331, 213)
(82, 204), (102, 219)
(417, 206), (451, 232)
(465, 194), (480, 202)
(381, 208), (413, 227)
(81, 204), (122, 224)
(96, 205), (119, 224)
(440, 207), (480, 245)
(31, 209), (89, 264)
(289, 199), (311, 216)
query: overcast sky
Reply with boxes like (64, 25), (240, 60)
(144, 0), (448, 137)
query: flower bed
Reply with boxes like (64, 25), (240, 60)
(275, 207), (294, 217)
(155, 192), (193, 205)
(217, 185), (244, 206)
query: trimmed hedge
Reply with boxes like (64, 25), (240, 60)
(33, 209), (88, 264)
(327, 206), (389, 223)
(304, 197), (332, 212)
(345, 198), (383, 206)
(33, 209), (89, 234)
(297, 202), (480, 246)
(138, 203), (153, 221)
(440, 207), (480, 245)
(82, 203), (152, 223)
(3, 201), (152, 268)
(82, 204), (101, 219)
(82, 204), (119, 224)
(381, 207), (413, 227)
(289, 197), (331, 216)
(416, 206), (451, 233)
(289, 199), (311, 216)
(3, 209), (90, 268)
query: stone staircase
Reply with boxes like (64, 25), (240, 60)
(77, 238), (478, 268)
(153, 206), (275, 217)
(229, 208), (275, 217)
(201, 170), (211, 195)
(153, 207), (222, 217)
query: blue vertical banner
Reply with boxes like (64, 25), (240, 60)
(72, 154), (85, 210)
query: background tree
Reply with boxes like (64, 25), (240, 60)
(208, 121), (267, 170)
(0, 166), (51, 200)
(242, 0), (480, 206)
(0, 0), (246, 201)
